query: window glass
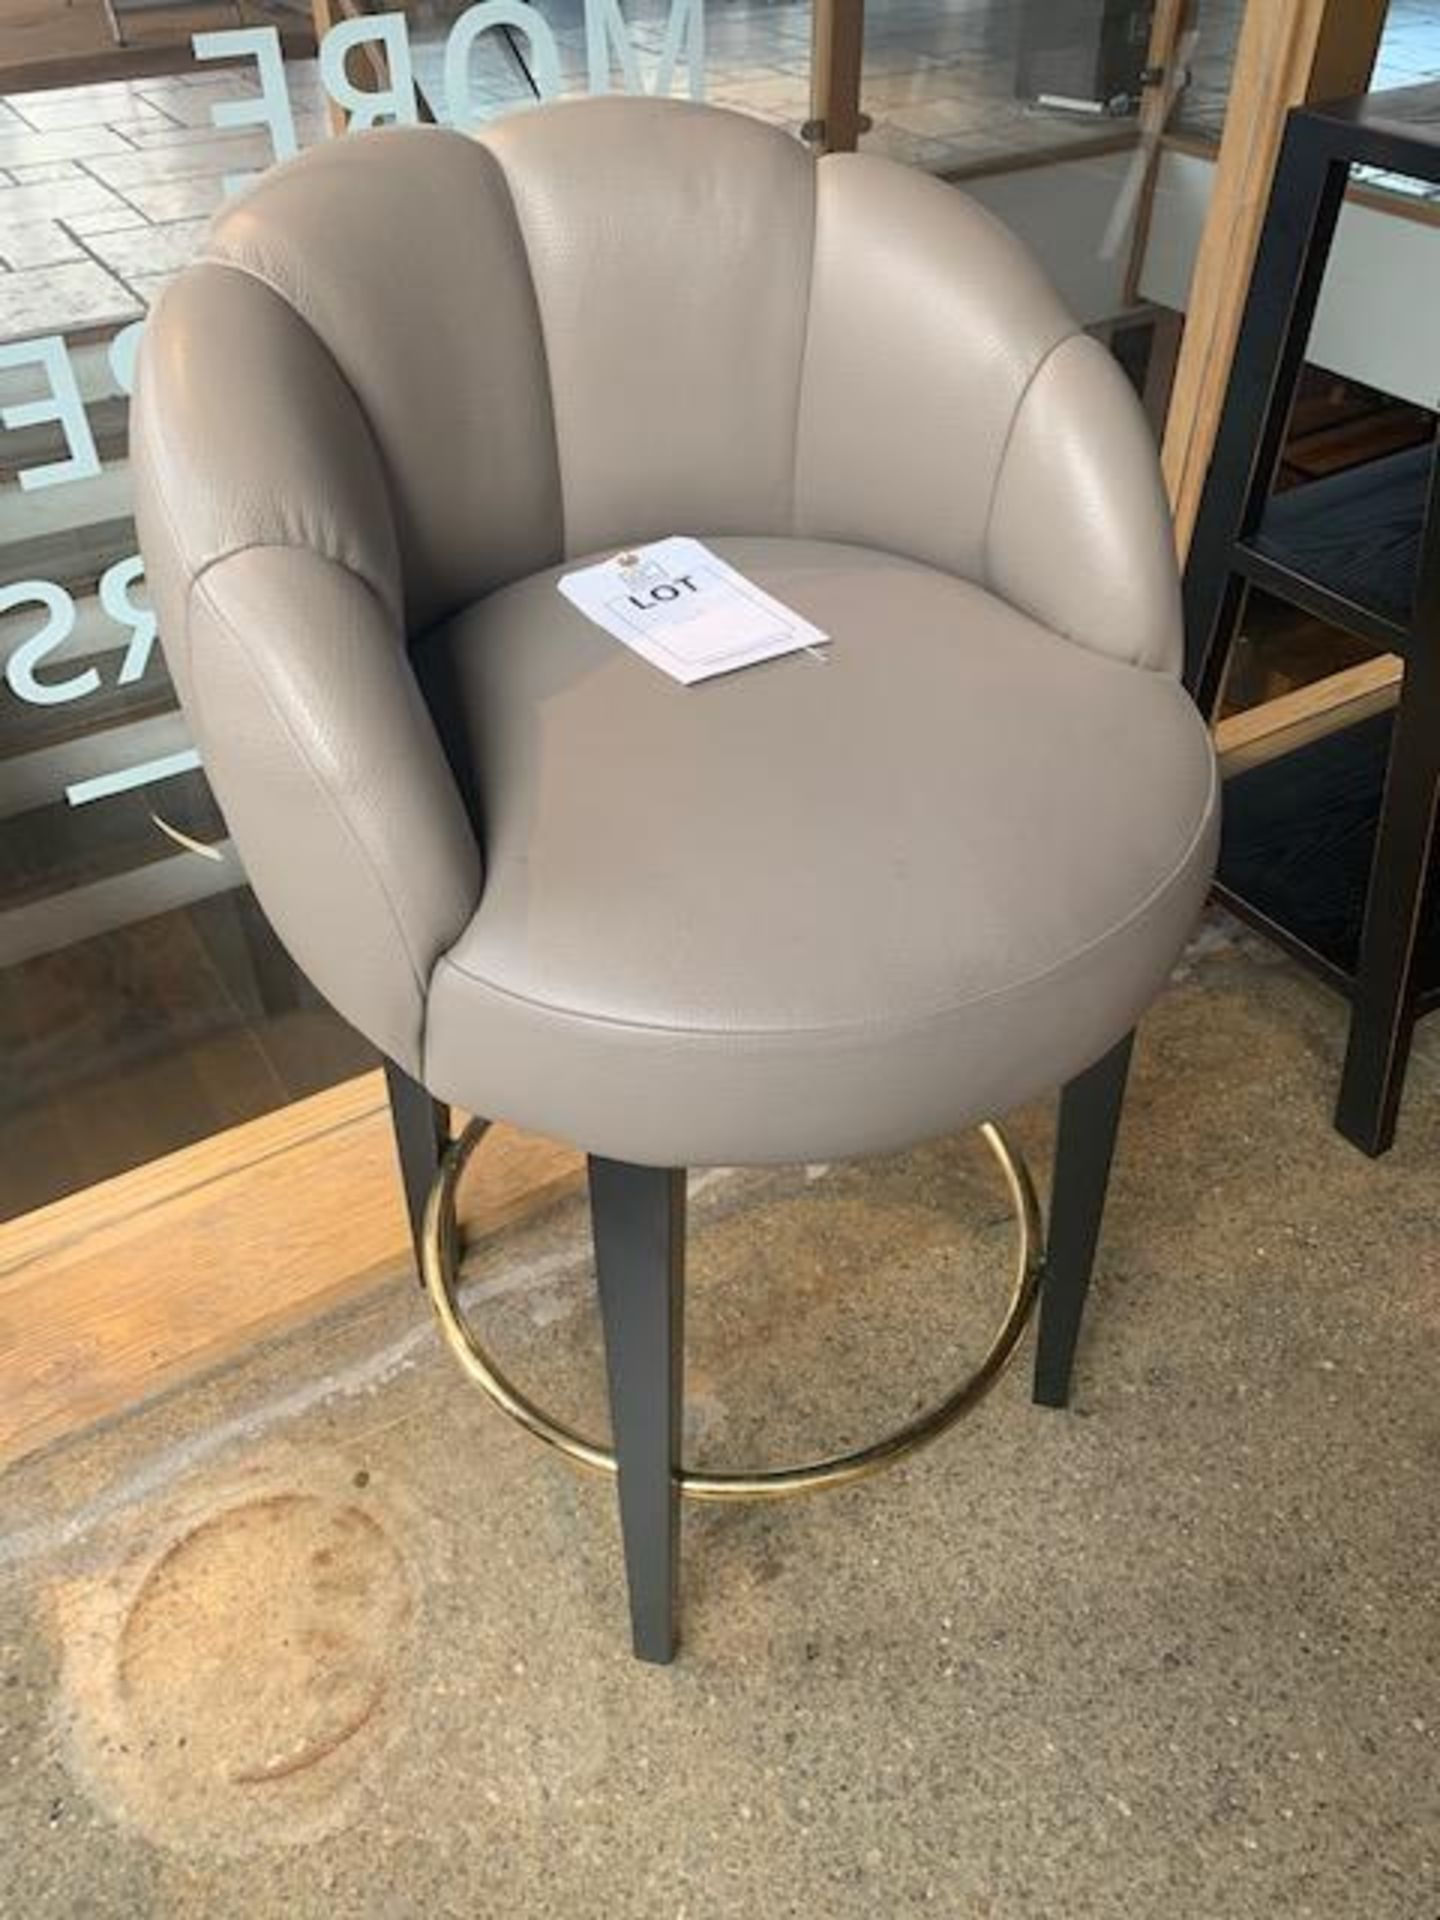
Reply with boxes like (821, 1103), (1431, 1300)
(1352, 1), (1440, 207)
(860, 0), (1157, 175)
(0, 2), (798, 1217)
(0, 1), (1262, 1217)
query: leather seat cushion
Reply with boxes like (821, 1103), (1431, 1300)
(415, 537), (1217, 1165)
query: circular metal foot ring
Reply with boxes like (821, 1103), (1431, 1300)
(422, 1122), (1044, 1503)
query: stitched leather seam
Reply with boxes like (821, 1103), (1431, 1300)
(187, 537), (388, 615)
(133, 406), (201, 677)
(478, 140), (569, 557)
(186, 546), (481, 1038)
(979, 324), (1080, 582)
(984, 332), (1179, 676)
(188, 558), (435, 1032)
(191, 256), (404, 618)
(437, 749), (1218, 1044)
(788, 151), (822, 537)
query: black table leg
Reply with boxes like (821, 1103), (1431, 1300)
(1335, 451), (1440, 1155)
(1034, 1031), (1135, 1409)
(589, 1156), (687, 1664)
(384, 1058), (449, 1283)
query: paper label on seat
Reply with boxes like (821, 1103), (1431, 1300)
(557, 537), (829, 684)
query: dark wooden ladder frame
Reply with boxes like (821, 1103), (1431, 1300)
(1184, 83), (1440, 1157)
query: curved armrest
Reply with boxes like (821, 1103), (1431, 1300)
(132, 261), (481, 1071)
(186, 548), (481, 1071)
(796, 154), (1181, 674)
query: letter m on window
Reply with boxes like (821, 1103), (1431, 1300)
(585, 0), (704, 100)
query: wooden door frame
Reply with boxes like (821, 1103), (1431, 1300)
(1156, 0), (1392, 757)
(1160, 0), (1391, 556)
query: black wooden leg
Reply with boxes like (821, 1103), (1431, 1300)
(1335, 678), (1440, 1156)
(589, 1157), (686, 1664)
(1033, 1031), (1135, 1409)
(383, 1058), (449, 1283)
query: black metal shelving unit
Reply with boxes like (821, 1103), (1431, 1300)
(1244, 441), (1425, 649)
(1185, 81), (1440, 1156)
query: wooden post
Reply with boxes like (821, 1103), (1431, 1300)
(310, 0), (347, 136)
(310, 0), (434, 132)
(810, 0), (864, 155)
(1160, 0), (1389, 560)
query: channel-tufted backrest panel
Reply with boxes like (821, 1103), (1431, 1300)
(476, 97), (816, 560)
(142, 126), (564, 644)
(137, 100), (1178, 667)
(791, 148), (1180, 674)
(794, 152), (1076, 585)
(794, 150), (1180, 673)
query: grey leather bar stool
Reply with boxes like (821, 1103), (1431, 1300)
(133, 97), (1218, 1662)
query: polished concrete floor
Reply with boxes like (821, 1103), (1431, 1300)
(1, 922), (1438, 1917)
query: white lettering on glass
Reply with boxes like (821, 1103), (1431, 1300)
(100, 556), (159, 686)
(1, 580), (92, 706)
(0, 337), (102, 492)
(196, 4), (711, 138)
(2, 5), (712, 802)
(445, 3), (564, 124)
(192, 26), (300, 193)
(587, 0), (703, 99)
(108, 320), (144, 398)
(320, 12), (421, 128)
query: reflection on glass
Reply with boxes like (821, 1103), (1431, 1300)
(1171, 0), (1241, 145)
(1179, 0), (1440, 149)
(1353, 1), (1440, 207)
(407, 0), (812, 134)
(0, 2), (825, 1216)
(859, 0), (1155, 176)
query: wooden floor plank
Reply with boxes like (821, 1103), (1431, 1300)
(0, 1071), (582, 1470)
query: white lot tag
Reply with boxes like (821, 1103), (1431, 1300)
(558, 536), (829, 685)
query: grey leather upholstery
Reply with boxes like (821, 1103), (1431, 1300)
(418, 537), (1214, 1163)
(132, 97), (1218, 1164)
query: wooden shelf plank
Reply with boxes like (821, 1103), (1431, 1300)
(1161, 0), (1390, 557)
(1216, 652), (1401, 775)
(1241, 443), (1431, 644)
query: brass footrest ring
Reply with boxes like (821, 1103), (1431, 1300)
(421, 1121), (1044, 1503)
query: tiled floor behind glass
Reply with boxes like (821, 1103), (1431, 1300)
(2, 1), (1438, 340)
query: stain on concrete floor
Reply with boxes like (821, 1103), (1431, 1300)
(50, 1453), (426, 1858)
(1, 933), (1437, 1918)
